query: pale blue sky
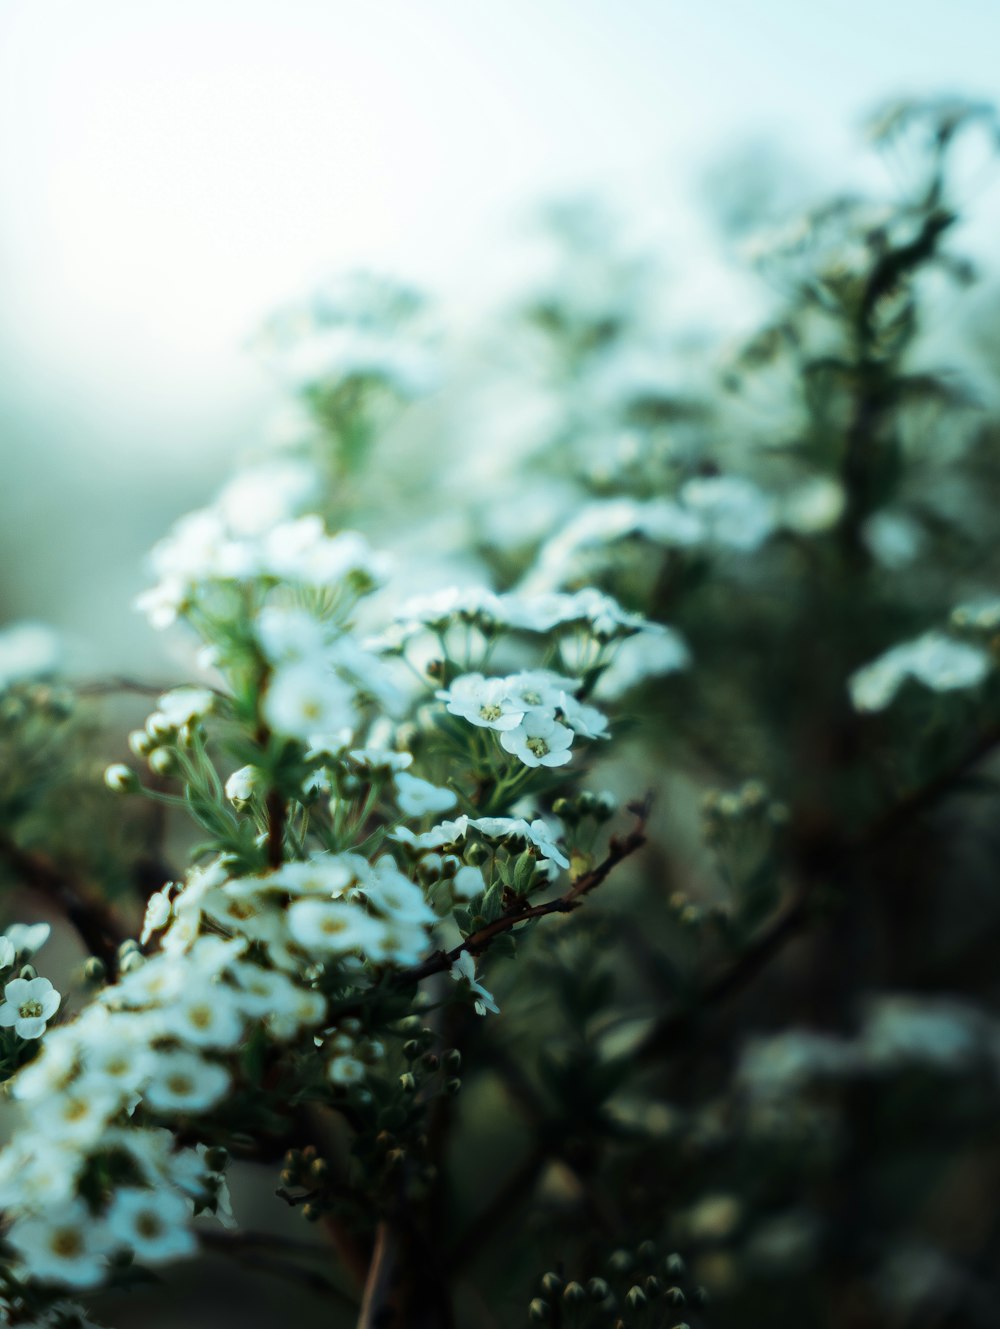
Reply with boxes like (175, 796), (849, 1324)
(0, 0), (997, 653)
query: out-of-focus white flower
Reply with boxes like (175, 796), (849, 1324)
(849, 631), (991, 712)
(105, 1186), (196, 1264)
(451, 865), (485, 900)
(255, 606), (330, 665)
(7, 1200), (113, 1288)
(394, 771), (458, 817)
(347, 746), (413, 772)
(0, 622), (62, 690)
(328, 1055), (367, 1086)
(862, 510), (922, 569)
(216, 460), (320, 538)
(266, 852), (367, 899)
(781, 477), (846, 534)
(593, 625), (691, 700)
(361, 859), (436, 925)
(225, 765), (260, 804)
(144, 1050), (232, 1113)
(0, 976), (61, 1039)
(287, 899), (388, 956)
(156, 688), (215, 728)
(263, 663), (358, 741)
(140, 889), (174, 945)
(158, 978), (246, 1050)
(450, 952), (499, 1016)
(678, 474), (777, 552)
(4, 922), (51, 958)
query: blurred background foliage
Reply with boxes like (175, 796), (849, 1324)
(3, 59), (1000, 1329)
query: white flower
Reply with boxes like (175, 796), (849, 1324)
(366, 917), (429, 966)
(593, 625), (690, 700)
(348, 746), (413, 772)
(849, 631), (991, 712)
(217, 459), (319, 537)
(263, 662), (358, 741)
(465, 815), (570, 869)
(0, 1137), (82, 1208)
(7, 1201), (113, 1288)
(105, 1186), (196, 1264)
(0, 621), (61, 689)
(158, 978), (246, 1049)
(0, 975), (61, 1038)
(328, 1055), (367, 1086)
(0, 936), (14, 969)
(4, 922), (51, 958)
(255, 605), (330, 665)
(140, 888), (174, 945)
(437, 674), (525, 731)
(33, 1076), (123, 1144)
(362, 859), (436, 925)
(396, 586), (505, 631)
(287, 900), (388, 956)
(557, 691), (609, 739)
(144, 1050), (232, 1113)
(503, 669), (576, 712)
(394, 771), (458, 817)
(450, 952), (499, 1016)
(679, 474), (777, 552)
(262, 851), (368, 898)
(499, 713), (575, 768)
(390, 816), (470, 851)
(156, 687), (215, 728)
(862, 510), (922, 569)
(451, 865), (485, 900)
(225, 764), (260, 803)
(306, 730), (355, 760)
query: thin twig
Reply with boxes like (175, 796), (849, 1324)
(0, 833), (129, 971)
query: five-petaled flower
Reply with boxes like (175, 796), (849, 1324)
(0, 976), (61, 1039)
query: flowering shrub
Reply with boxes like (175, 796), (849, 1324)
(2, 96), (1000, 1329)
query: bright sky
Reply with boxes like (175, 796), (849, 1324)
(0, 0), (997, 654)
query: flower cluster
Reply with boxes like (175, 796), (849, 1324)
(849, 629), (992, 712)
(438, 669), (608, 768)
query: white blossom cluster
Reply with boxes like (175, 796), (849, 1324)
(437, 669), (608, 768)
(849, 630), (992, 712)
(738, 995), (1000, 1106)
(135, 505), (386, 632)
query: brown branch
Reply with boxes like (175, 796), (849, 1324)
(392, 794), (652, 992)
(74, 676), (183, 698)
(0, 833), (129, 972)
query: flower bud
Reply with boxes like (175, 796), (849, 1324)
(148, 748), (176, 777)
(444, 1077), (462, 1096)
(399, 1072), (417, 1093)
(527, 1300), (550, 1322)
(587, 1277), (610, 1301)
(128, 729), (153, 758)
(104, 763), (138, 794)
(625, 1286), (646, 1311)
(562, 1282), (586, 1305)
(82, 957), (106, 985)
(540, 1272), (563, 1296)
